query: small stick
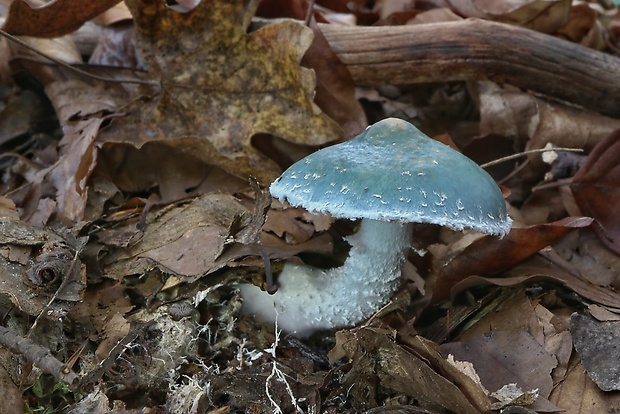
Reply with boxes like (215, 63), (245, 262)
(304, 0), (316, 26)
(0, 326), (78, 385)
(480, 147), (583, 169)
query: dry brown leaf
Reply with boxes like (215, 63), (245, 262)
(0, 196), (19, 219)
(96, 139), (248, 204)
(477, 81), (620, 154)
(571, 129), (620, 254)
(94, 313), (130, 362)
(549, 353), (620, 413)
(88, 22), (143, 68)
(587, 304), (620, 322)
(67, 284), (133, 343)
(406, 7), (463, 24)
(442, 324), (560, 411)
(92, 2), (132, 26)
(303, 19), (367, 139)
(0, 90), (45, 146)
(447, 0), (571, 33)
(102, 193), (247, 282)
(552, 230), (620, 288)
(100, 0), (342, 184)
(262, 207), (316, 244)
(18, 80), (116, 225)
(3, 0), (122, 38)
(456, 254), (620, 308)
(434, 217), (593, 302)
(556, 3), (605, 49)
(328, 328), (488, 413)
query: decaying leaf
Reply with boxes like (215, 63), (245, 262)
(571, 129), (620, 254)
(477, 81), (620, 156)
(455, 254), (620, 309)
(99, 0), (342, 183)
(441, 293), (561, 412)
(549, 353), (620, 413)
(3, 0), (122, 38)
(328, 328), (489, 413)
(0, 218), (86, 316)
(101, 193), (248, 282)
(490, 383), (539, 410)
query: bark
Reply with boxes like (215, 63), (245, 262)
(320, 19), (620, 119)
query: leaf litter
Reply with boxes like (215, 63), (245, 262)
(0, 0), (620, 413)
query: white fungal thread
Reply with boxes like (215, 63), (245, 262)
(402, 171), (412, 176)
(417, 172), (425, 176)
(373, 194), (382, 199)
(456, 199), (465, 211)
(420, 189), (427, 198)
(340, 185), (349, 194)
(432, 160), (439, 165)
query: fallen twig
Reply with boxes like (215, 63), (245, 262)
(0, 326), (78, 385)
(320, 19), (620, 118)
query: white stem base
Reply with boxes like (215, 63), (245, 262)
(239, 219), (411, 337)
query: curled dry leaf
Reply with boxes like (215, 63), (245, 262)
(434, 216), (593, 301)
(447, 0), (571, 33)
(456, 254), (620, 308)
(3, 0), (122, 38)
(571, 129), (620, 254)
(101, 193), (248, 282)
(477, 81), (620, 156)
(0, 217), (85, 316)
(18, 80), (116, 225)
(556, 3), (605, 50)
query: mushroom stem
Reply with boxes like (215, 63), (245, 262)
(240, 219), (411, 337)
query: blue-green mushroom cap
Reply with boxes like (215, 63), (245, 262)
(270, 118), (511, 236)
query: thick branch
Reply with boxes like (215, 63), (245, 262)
(320, 19), (620, 119)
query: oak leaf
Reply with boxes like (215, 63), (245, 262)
(101, 0), (342, 183)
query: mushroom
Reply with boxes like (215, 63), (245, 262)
(240, 118), (511, 337)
